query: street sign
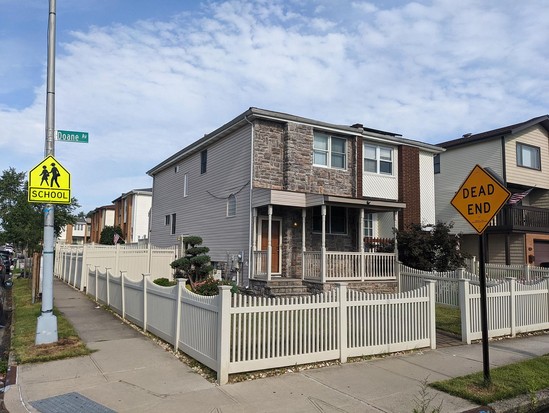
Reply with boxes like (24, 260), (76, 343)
(451, 165), (511, 234)
(57, 130), (89, 143)
(28, 155), (71, 204)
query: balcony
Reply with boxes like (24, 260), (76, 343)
(488, 205), (549, 233)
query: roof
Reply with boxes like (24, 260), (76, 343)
(112, 188), (152, 203)
(438, 115), (549, 149)
(147, 107), (444, 176)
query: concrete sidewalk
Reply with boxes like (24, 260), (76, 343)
(4, 279), (549, 413)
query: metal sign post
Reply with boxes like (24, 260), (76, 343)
(451, 165), (511, 386)
(35, 0), (58, 345)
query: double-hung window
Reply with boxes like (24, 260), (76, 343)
(227, 194), (236, 217)
(363, 213), (374, 238)
(364, 144), (393, 175)
(200, 150), (208, 174)
(516, 143), (541, 170)
(313, 132), (346, 169)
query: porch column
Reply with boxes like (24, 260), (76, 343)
(321, 205), (327, 283)
(267, 205), (273, 281)
(393, 210), (399, 255)
(251, 208), (258, 280)
(301, 208), (306, 280)
(360, 208), (365, 281)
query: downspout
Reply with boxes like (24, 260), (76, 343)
(245, 115), (254, 286)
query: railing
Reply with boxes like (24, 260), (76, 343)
(490, 205), (549, 232)
(302, 251), (397, 282)
(252, 250), (268, 279)
(464, 257), (549, 281)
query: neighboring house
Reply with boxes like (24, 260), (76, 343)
(112, 188), (152, 244)
(435, 115), (549, 265)
(57, 218), (90, 244)
(147, 107), (442, 286)
(89, 205), (115, 243)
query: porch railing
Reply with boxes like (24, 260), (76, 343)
(490, 205), (549, 233)
(303, 251), (397, 282)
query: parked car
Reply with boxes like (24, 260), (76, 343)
(0, 250), (14, 275)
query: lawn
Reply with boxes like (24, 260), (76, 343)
(11, 277), (91, 364)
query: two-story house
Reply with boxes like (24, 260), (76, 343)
(147, 108), (442, 288)
(89, 204), (115, 244)
(112, 188), (152, 244)
(435, 115), (549, 265)
(57, 218), (90, 244)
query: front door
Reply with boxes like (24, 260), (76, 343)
(260, 219), (280, 273)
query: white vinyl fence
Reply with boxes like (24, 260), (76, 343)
(68, 267), (437, 385)
(55, 243), (178, 291)
(465, 257), (549, 281)
(400, 264), (549, 344)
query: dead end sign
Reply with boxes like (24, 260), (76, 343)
(451, 165), (511, 234)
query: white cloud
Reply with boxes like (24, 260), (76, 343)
(1, 0), (548, 212)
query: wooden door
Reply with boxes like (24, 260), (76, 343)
(261, 220), (280, 273)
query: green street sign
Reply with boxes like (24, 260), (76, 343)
(57, 130), (89, 143)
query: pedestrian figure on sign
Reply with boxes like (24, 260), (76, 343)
(50, 163), (60, 187)
(40, 166), (50, 186)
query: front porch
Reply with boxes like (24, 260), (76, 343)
(249, 191), (403, 285)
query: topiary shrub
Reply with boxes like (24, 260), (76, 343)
(170, 235), (213, 292)
(153, 277), (177, 287)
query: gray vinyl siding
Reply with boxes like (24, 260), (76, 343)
(487, 234), (506, 264)
(509, 234), (525, 264)
(435, 139), (503, 234)
(150, 125), (252, 264)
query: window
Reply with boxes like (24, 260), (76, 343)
(174, 165), (180, 173)
(363, 213), (374, 238)
(517, 143), (541, 170)
(313, 132), (347, 169)
(200, 149), (208, 174)
(165, 215), (171, 226)
(227, 194), (236, 217)
(183, 173), (188, 197)
(364, 144), (393, 175)
(171, 213), (176, 235)
(434, 154), (440, 174)
(312, 206), (347, 234)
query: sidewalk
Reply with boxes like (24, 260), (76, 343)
(4, 279), (549, 413)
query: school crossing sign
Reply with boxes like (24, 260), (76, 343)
(451, 165), (511, 234)
(28, 155), (71, 204)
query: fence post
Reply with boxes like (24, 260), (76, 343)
(217, 285), (232, 385)
(523, 264), (530, 282)
(425, 280), (437, 349)
(173, 278), (186, 353)
(121, 271), (127, 320)
(456, 268), (465, 279)
(506, 277), (516, 337)
(459, 278), (471, 344)
(68, 248), (75, 286)
(395, 259), (401, 293)
(338, 283), (348, 363)
(94, 266), (99, 301)
(143, 274), (150, 332)
(545, 276), (549, 330)
(105, 267), (111, 307)
(114, 243), (121, 281)
(80, 245), (88, 292)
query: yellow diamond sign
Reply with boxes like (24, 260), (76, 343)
(28, 155), (71, 204)
(451, 165), (511, 234)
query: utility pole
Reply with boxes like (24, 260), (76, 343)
(36, 0), (58, 345)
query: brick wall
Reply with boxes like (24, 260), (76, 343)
(398, 145), (421, 228)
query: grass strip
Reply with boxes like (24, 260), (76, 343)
(431, 354), (549, 405)
(435, 304), (461, 336)
(11, 277), (91, 364)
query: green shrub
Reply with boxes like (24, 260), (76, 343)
(153, 277), (176, 287)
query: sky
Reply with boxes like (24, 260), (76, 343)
(1, 0), (548, 214)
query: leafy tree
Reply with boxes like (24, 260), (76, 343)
(170, 235), (213, 290)
(100, 225), (125, 245)
(0, 168), (79, 254)
(395, 222), (469, 272)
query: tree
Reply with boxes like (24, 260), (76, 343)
(395, 222), (469, 272)
(170, 235), (213, 290)
(0, 168), (80, 254)
(100, 226), (125, 245)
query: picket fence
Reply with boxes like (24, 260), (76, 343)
(465, 257), (549, 281)
(399, 264), (549, 344)
(54, 243), (178, 290)
(75, 267), (436, 384)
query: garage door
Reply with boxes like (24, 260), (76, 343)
(534, 241), (549, 266)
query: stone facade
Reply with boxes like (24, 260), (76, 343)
(253, 120), (356, 197)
